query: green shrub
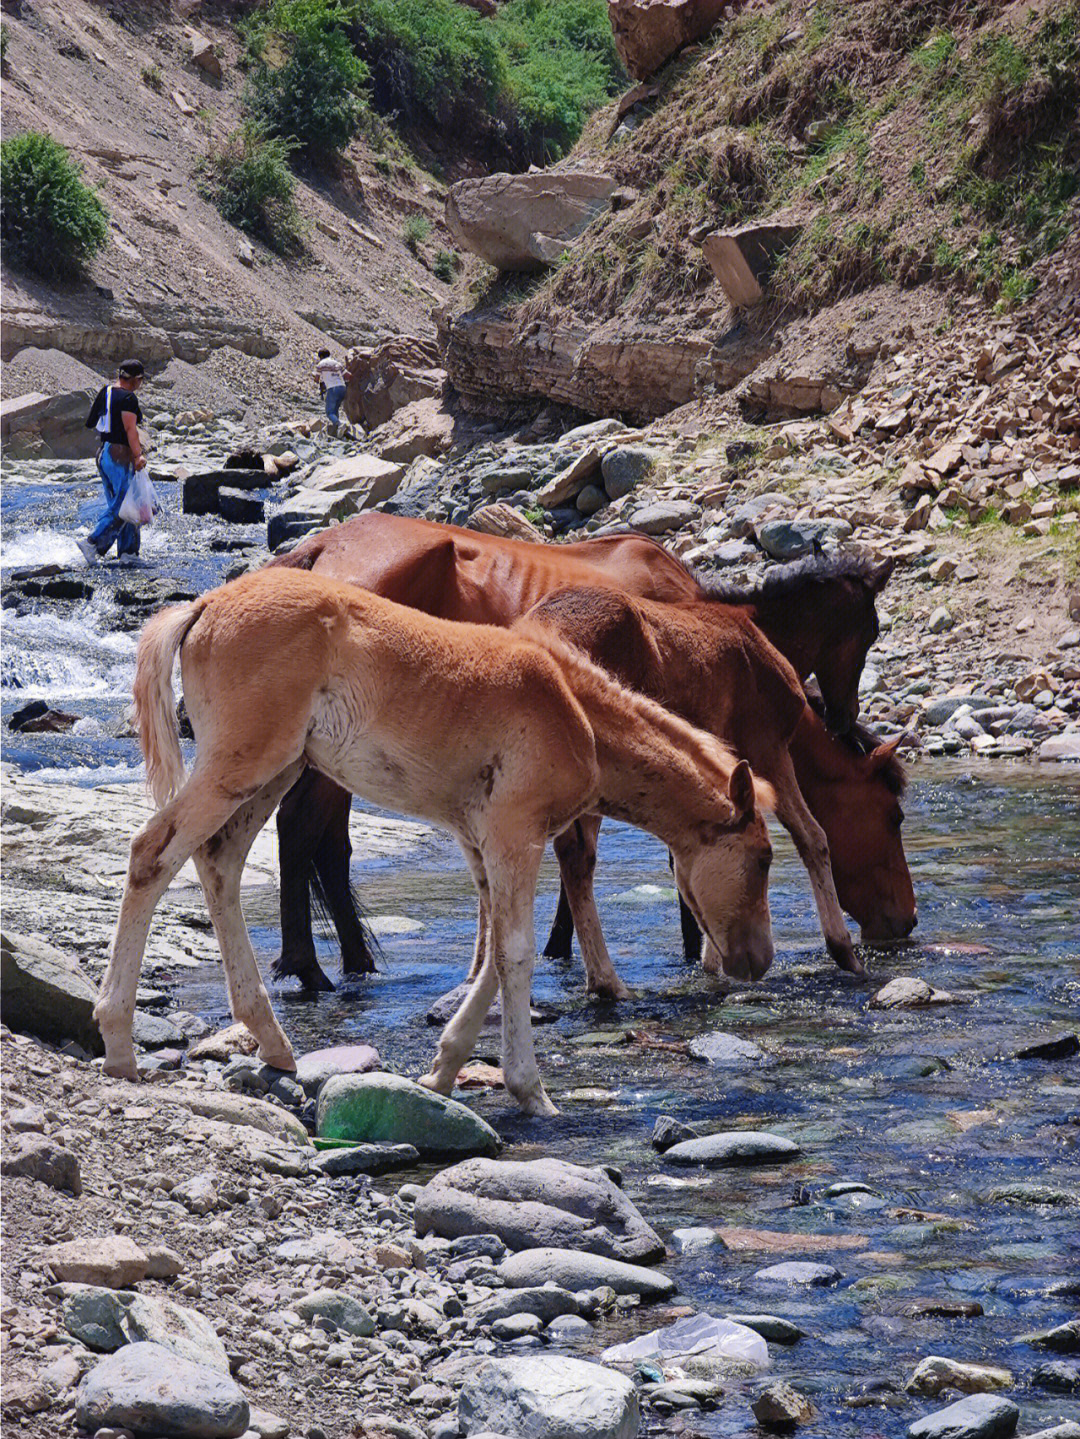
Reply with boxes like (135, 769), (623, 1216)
(197, 123), (304, 253)
(0, 132), (109, 280)
(1, 24), (9, 65)
(244, 3), (368, 160)
(432, 248), (458, 281)
(141, 63), (163, 90)
(402, 213), (431, 251)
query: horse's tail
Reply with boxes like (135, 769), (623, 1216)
(133, 601), (201, 807)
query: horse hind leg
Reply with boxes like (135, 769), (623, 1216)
(542, 882), (575, 961)
(193, 762), (305, 1070)
(553, 816), (630, 1001)
(312, 787), (379, 977)
(273, 768), (339, 992)
(96, 773), (243, 1079)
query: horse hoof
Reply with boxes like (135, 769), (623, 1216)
(258, 1044), (297, 1073)
(829, 938), (865, 976)
(588, 979), (631, 1001)
(103, 1058), (140, 1082)
(516, 1089), (560, 1117)
(271, 955), (336, 992)
(418, 1071), (454, 1096)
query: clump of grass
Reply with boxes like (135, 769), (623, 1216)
(141, 62), (163, 90)
(432, 248), (459, 282)
(402, 213), (431, 252)
(0, 131), (109, 280)
(197, 122), (304, 254)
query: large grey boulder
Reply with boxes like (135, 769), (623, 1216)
(907, 1393), (1019, 1439)
(447, 172), (619, 271)
(600, 446), (659, 500)
(498, 1247), (675, 1300)
(62, 1288), (230, 1373)
(75, 1342), (249, 1438)
(628, 500), (697, 534)
(459, 1355), (639, 1439)
(2, 1133), (82, 1194)
(414, 1157), (665, 1262)
(1, 929), (106, 1053)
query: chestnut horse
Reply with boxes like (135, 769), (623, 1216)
(517, 585), (914, 997)
(97, 569), (774, 1113)
(265, 514), (901, 989)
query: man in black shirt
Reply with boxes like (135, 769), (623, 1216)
(79, 358), (148, 564)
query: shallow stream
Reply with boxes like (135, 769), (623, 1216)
(3, 456), (1078, 1435)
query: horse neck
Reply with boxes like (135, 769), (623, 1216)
(733, 594), (819, 679)
(556, 649), (734, 845)
(789, 702), (853, 791)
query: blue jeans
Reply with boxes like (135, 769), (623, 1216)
(324, 384), (346, 426)
(88, 446), (140, 557)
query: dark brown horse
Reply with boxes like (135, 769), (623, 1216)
(264, 513), (903, 989)
(516, 585), (914, 996)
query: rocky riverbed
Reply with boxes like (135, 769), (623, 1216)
(2, 416), (1080, 1439)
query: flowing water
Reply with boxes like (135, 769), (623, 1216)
(3, 457), (1078, 1435)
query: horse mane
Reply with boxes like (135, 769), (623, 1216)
(804, 687), (908, 795)
(691, 550), (889, 604)
(515, 618), (775, 814)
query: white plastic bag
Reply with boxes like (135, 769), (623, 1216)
(118, 466), (158, 527)
(601, 1313), (770, 1374)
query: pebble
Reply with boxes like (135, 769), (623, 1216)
(651, 1115), (696, 1152)
(752, 1381), (815, 1429)
(687, 1031), (768, 1066)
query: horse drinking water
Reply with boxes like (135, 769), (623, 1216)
(96, 568), (774, 1114)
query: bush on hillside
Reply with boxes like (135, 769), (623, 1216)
(197, 123), (305, 254)
(0, 132), (109, 281)
(243, 3), (368, 160)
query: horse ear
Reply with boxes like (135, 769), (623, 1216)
(869, 556), (895, 594)
(727, 759), (756, 817)
(868, 733), (903, 767)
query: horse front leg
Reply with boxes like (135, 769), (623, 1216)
(771, 748), (861, 975)
(423, 845), (495, 1093)
(273, 767), (339, 992)
(194, 763), (306, 1071)
(489, 843), (555, 1116)
(553, 816), (630, 1000)
(96, 774), (244, 1079)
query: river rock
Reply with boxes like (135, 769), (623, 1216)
(664, 1131), (800, 1167)
(1012, 1031), (1079, 1060)
(1015, 1319), (1080, 1353)
(446, 172), (619, 271)
(1033, 1359), (1080, 1392)
(188, 1023), (258, 1061)
(414, 1156), (664, 1262)
(293, 1289), (375, 1336)
(310, 1141), (419, 1176)
(753, 1381), (815, 1428)
(756, 517), (851, 560)
(906, 1357), (1013, 1396)
(601, 446), (659, 500)
(688, 1032), (768, 1066)
(725, 1313), (804, 1344)
(122, 1293), (231, 1373)
(2, 1133), (82, 1195)
(62, 1286), (130, 1350)
(472, 1285), (582, 1327)
(294, 1043), (382, 1096)
(75, 1342), (249, 1438)
(44, 1236), (148, 1288)
(753, 1262), (842, 1287)
(170, 1088), (310, 1147)
(458, 1355), (639, 1439)
(316, 1073), (501, 1158)
(907, 1393), (1019, 1439)
(629, 500), (697, 534)
(273, 1231), (360, 1265)
(0, 929), (106, 1053)
(651, 1115), (695, 1151)
(498, 1248), (675, 1300)
(870, 977), (955, 1008)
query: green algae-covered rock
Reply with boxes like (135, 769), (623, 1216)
(316, 1072), (500, 1159)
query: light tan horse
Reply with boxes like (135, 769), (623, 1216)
(95, 569), (774, 1115)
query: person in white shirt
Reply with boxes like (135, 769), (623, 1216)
(313, 348), (349, 431)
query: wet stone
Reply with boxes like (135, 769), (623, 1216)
(753, 1262), (842, 1287)
(664, 1131), (800, 1167)
(1033, 1359), (1080, 1392)
(1014, 1319), (1080, 1353)
(725, 1313), (804, 1344)
(906, 1393), (1019, 1439)
(752, 1381), (815, 1429)
(1012, 1031), (1079, 1061)
(651, 1115), (695, 1152)
(687, 1031), (768, 1066)
(906, 1356), (1013, 1396)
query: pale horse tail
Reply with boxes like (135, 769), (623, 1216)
(132, 601), (201, 807)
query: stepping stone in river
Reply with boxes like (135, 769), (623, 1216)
(907, 1392), (1019, 1439)
(498, 1247), (675, 1301)
(664, 1131), (800, 1167)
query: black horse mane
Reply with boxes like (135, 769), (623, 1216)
(691, 550), (888, 604)
(804, 685), (908, 795)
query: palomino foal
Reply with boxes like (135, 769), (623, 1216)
(96, 569), (773, 1115)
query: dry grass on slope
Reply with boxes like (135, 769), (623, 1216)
(501, 0), (1079, 327)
